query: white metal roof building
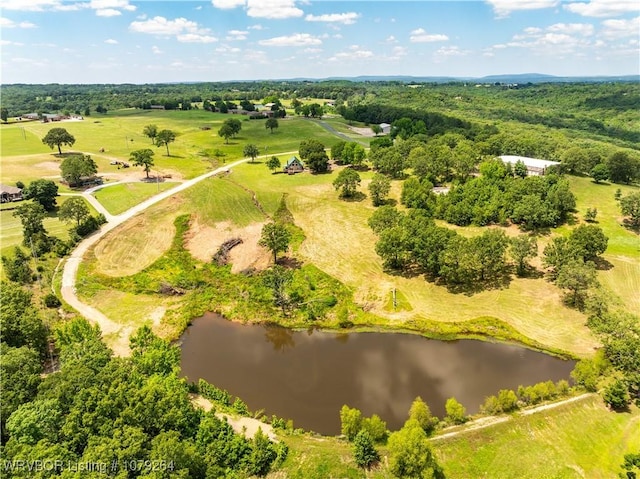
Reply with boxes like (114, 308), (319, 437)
(499, 155), (561, 176)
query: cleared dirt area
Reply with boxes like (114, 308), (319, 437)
(93, 200), (180, 276)
(185, 218), (271, 273)
(347, 125), (377, 137)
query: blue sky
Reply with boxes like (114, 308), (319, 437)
(1, 0), (638, 83)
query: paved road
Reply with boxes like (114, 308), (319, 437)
(60, 151), (299, 356)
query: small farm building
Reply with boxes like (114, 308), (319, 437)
(379, 123), (392, 135)
(0, 184), (23, 203)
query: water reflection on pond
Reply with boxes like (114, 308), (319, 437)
(180, 313), (575, 435)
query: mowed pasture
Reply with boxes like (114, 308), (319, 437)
(86, 161), (603, 355)
(92, 182), (179, 215)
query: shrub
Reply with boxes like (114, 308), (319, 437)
(43, 293), (61, 308)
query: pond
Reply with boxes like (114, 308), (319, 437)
(180, 313), (575, 435)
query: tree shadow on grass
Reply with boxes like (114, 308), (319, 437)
(340, 191), (367, 203)
(443, 272), (513, 297)
(622, 218), (640, 234)
(277, 256), (303, 270)
(593, 256), (614, 271)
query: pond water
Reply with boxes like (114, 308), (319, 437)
(180, 313), (575, 435)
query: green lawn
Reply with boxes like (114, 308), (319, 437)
(92, 181), (179, 215)
(433, 395), (640, 479)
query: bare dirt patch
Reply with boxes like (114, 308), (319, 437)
(347, 126), (377, 137)
(186, 219), (271, 273)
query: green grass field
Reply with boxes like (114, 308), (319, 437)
(92, 181), (179, 215)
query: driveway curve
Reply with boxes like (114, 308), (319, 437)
(60, 152), (299, 356)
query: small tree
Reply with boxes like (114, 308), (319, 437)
(509, 234), (538, 276)
(218, 123), (234, 144)
(60, 154), (98, 187)
(23, 179), (58, 211)
(259, 222), (291, 263)
(514, 159), (528, 178)
(339, 405), (362, 441)
(262, 265), (293, 315)
(353, 430), (379, 470)
(42, 127), (75, 155)
(265, 117), (279, 134)
(590, 163), (609, 183)
(444, 397), (467, 425)
(243, 143), (260, 163)
(620, 192), (640, 229)
(388, 419), (441, 479)
(584, 207), (598, 222)
(497, 389), (518, 412)
(1, 108), (8, 123)
(602, 379), (630, 410)
(2, 247), (33, 284)
(368, 173), (391, 207)
(142, 124), (158, 144)
(13, 203), (46, 246)
(556, 259), (598, 308)
(266, 156), (281, 173)
(58, 197), (90, 226)
(155, 129), (176, 156)
(306, 151), (329, 173)
(408, 397), (438, 436)
(130, 149), (155, 178)
(333, 168), (361, 198)
(371, 124), (382, 136)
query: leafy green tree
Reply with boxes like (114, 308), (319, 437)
(58, 197), (90, 226)
(224, 117), (242, 137)
(339, 405), (362, 441)
(445, 397), (467, 425)
(341, 142), (366, 166)
(41, 127), (75, 154)
(155, 129), (176, 156)
(556, 259), (598, 307)
(2, 247), (34, 284)
(129, 325), (180, 376)
(620, 192), (640, 229)
(0, 282), (48, 355)
(142, 124), (158, 144)
(368, 206), (403, 234)
(472, 229), (509, 281)
(333, 168), (361, 198)
(306, 151), (330, 174)
(1, 108), (8, 123)
(371, 124), (382, 136)
(353, 430), (379, 470)
(361, 414), (388, 443)
(259, 222), (291, 263)
(0, 344), (42, 432)
(514, 159), (528, 178)
(248, 428), (278, 477)
(60, 154), (98, 186)
(602, 379), (630, 410)
(497, 389), (518, 412)
(299, 139), (326, 160)
(262, 265), (293, 315)
(6, 399), (62, 445)
(243, 143), (260, 163)
(571, 357), (603, 392)
(388, 419), (442, 479)
(130, 148), (155, 178)
(509, 234), (538, 276)
(13, 202), (47, 246)
(607, 151), (638, 184)
(584, 207), (598, 222)
(369, 173), (391, 207)
(331, 141), (346, 163)
(542, 236), (578, 278)
(590, 163), (609, 183)
(375, 225), (410, 269)
(266, 156), (281, 173)
(265, 117), (279, 133)
(412, 224), (455, 277)
(408, 396), (438, 436)
(370, 147), (405, 179)
(22, 179), (58, 211)
(401, 177), (435, 211)
(569, 224), (608, 262)
(439, 235), (480, 285)
(218, 122), (234, 144)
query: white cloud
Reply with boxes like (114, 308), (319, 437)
(435, 46), (470, 58)
(1, 17), (37, 28)
(152, 45), (163, 54)
(211, 0), (245, 8)
(177, 33), (218, 43)
(386, 35), (398, 43)
(486, 0), (558, 18)
(305, 12), (360, 25)
(258, 33), (321, 46)
(226, 29), (248, 40)
(96, 9), (121, 17)
(104, 38), (118, 44)
(546, 23), (594, 35)
(0, 0), (61, 11)
(130, 16), (206, 35)
(248, 24), (264, 30)
(564, 0), (638, 17)
(0, 40), (24, 46)
(410, 28), (449, 43)
(247, 0), (303, 19)
(506, 26), (593, 55)
(216, 45), (241, 53)
(90, 0), (135, 11)
(600, 16), (640, 38)
(329, 45), (374, 61)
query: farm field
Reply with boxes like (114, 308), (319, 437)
(92, 181), (179, 215)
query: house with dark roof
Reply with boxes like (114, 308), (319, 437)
(283, 156), (304, 174)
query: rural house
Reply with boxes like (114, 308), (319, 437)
(283, 156), (304, 174)
(499, 155), (561, 176)
(379, 123), (391, 135)
(0, 184), (23, 203)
